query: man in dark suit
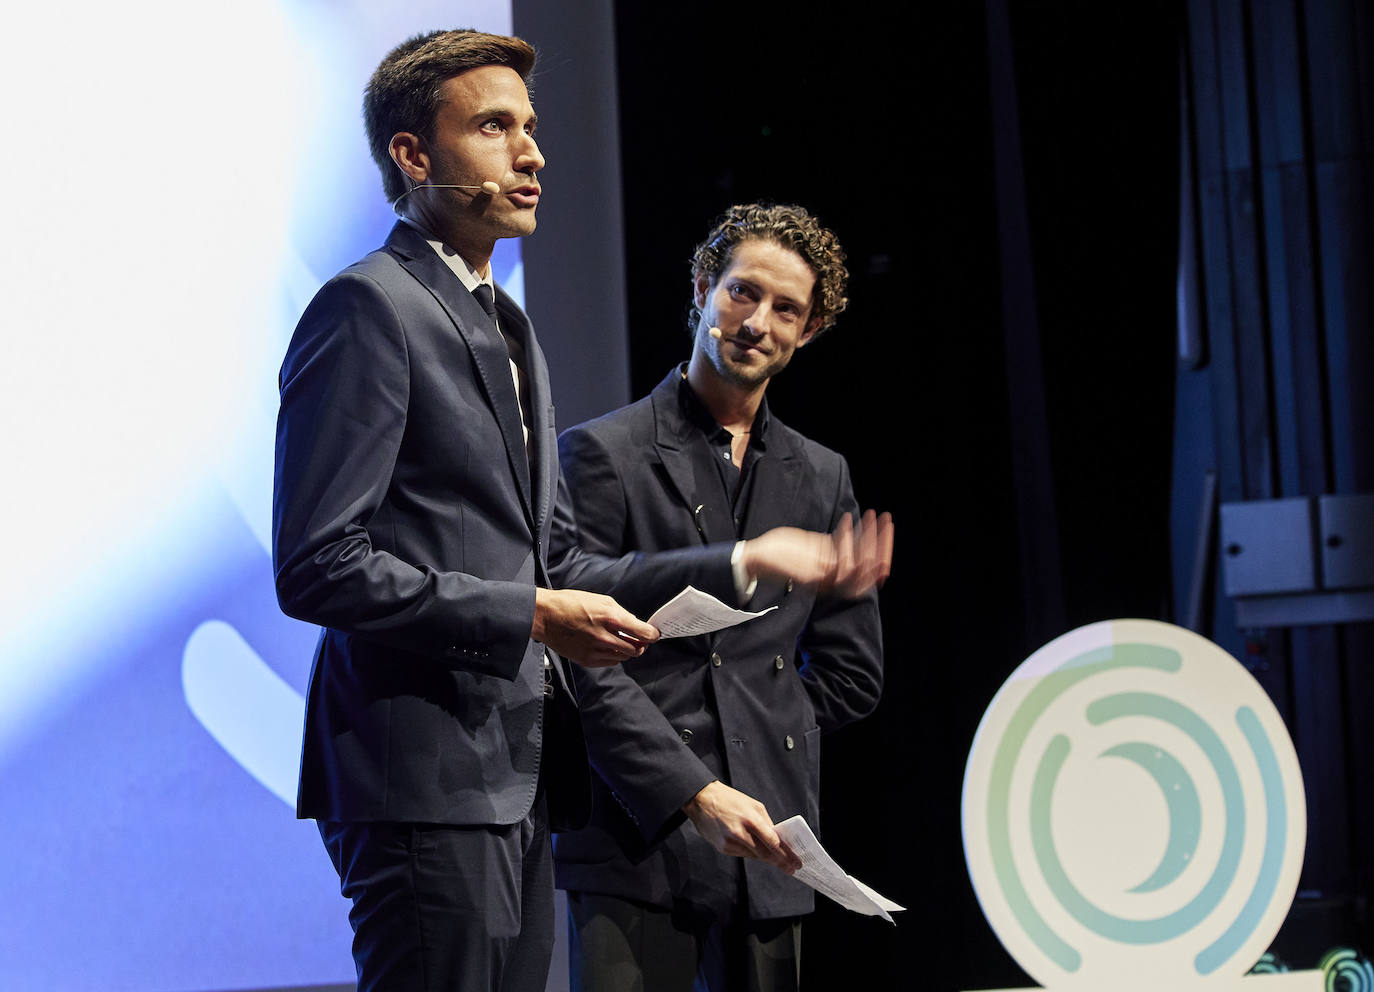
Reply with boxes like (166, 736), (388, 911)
(552, 204), (892, 992)
(273, 33), (873, 992)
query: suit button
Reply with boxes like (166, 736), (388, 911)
(784, 735), (795, 751)
(774, 655), (786, 670)
(680, 728), (694, 744)
(710, 652), (722, 668)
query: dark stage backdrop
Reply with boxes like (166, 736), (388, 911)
(605, 0), (1371, 989)
(608, 3), (1042, 988)
(0, 0), (1361, 988)
(605, 0), (1374, 987)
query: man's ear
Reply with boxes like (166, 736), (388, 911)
(389, 132), (429, 184)
(798, 316), (822, 347)
(693, 272), (712, 309)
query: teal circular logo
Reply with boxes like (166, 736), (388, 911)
(1320, 948), (1374, 992)
(962, 621), (1306, 990)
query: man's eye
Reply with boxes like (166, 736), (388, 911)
(481, 120), (504, 132)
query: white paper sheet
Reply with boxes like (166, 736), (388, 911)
(646, 586), (777, 638)
(773, 815), (904, 923)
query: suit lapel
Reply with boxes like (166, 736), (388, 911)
(497, 285), (556, 539)
(648, 367), (807, 544)
(648, 370), (735, 545)
(387, 225), (536, 528)
(493, 288), (577, 697)
(737, 422), (806, 539)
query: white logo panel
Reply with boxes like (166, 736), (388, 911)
(962, 620), (1306, 991)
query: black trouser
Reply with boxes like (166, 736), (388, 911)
(320, 794), (553, 992)
(566, 890), (801, 992)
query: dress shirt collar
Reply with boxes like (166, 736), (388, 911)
(675, 363), (771, 450)
(398, 215), (493, 296)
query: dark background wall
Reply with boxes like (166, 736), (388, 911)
(608, 2), (1188, 986)
(605, 2), (1189, 988)
(532, 0), (1373, 987)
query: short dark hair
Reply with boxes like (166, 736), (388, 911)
(363, 29), (537, 203)
(689, 203), (850, 338)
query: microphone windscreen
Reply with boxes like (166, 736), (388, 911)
(709, 327), (723, 339)
(481, 181), (501, 195)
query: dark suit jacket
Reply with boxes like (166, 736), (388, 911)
(549, 368), (884, 920)
(273, 224), (736, 830)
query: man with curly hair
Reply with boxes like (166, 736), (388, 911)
(551, 203), (892, 992)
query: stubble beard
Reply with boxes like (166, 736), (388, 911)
(704, 329), (786, 389)
(426, 159), (537, 242)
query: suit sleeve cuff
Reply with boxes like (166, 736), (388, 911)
(638, 764), (719, 846)
(730, 541), (758, 603)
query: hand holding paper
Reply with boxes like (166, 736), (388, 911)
(682, 781), (802, 873)
(646, 586), (776, 638)
(773, 815), (905, 923)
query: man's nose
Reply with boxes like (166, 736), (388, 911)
(741, 303), (772, 336)
(517, 133), (545, 173)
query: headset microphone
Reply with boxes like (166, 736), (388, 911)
(393, 180), (502, 204)
(709, 327), (723, 339)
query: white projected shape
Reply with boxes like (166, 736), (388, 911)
(183, 620), (305, 806)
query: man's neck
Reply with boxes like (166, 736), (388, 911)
(685, 354), (767, 435)
(401, 209), (493, 278)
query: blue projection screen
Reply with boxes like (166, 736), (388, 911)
(0, 2), (571, 989)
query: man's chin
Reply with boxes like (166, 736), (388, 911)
(506, 206), (538, 229)
(716, 360), (774, 389)
(498, 216), (537, 240)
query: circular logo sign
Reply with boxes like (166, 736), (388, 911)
(962, 620), (1306, 990)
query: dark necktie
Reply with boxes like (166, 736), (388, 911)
(473, 279), (532, 465)
(472, 283), (499, 324)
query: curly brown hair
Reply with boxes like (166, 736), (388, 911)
(688, 203), (849, 338)
(364, 29), (537, 204)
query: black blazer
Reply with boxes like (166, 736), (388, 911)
(550, 368), (884, 920)
(273, 225), (735, 829)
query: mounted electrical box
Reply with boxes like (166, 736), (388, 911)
(1220, 494), (1374, 626)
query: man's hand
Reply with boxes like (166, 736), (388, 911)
(832, 509), (895, 597)
(532, 588), (660, 668)
(682, 781), (802, 873)
(740, 509), (894, 598)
